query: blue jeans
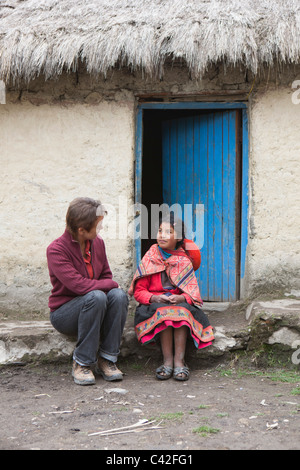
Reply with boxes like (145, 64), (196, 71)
(50, 288), (128, 366)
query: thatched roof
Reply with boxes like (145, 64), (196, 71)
(1, 0), (300, 83)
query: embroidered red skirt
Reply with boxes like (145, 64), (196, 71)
(134, 302), (214, 349)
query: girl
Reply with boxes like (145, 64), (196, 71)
(129, 216), (214, 381)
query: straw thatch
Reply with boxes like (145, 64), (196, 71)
(1, 0), (300, 83)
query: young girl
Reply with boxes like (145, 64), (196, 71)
(128, 216), (214, 381)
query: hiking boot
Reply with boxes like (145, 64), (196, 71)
(72, 360), (96, 385)
(95, 357), (123, 381)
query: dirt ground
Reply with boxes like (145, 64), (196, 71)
(0, 359), (299, 452)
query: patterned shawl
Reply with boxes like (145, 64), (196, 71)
(128, 244), (203, 306)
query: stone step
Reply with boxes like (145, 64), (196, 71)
(0, 299), (299, 366)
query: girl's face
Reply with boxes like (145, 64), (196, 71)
(157, 222), (180, 251)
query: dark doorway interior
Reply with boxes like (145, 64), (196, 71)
(141, 111), (163, 255)
(141, 109), (207, 256)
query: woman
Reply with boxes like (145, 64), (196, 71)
(129, 216), (214, 381)
(47, 197), (128, 386)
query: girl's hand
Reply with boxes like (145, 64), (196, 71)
(168, 294), (185, 304)
(150, 294), (170, 303)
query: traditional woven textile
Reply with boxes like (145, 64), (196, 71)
(135, 303), (214, 348)
(128, 243), (203, 306)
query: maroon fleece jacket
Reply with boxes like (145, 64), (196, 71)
(46, 230), (118, 311)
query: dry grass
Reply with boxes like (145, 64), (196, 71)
(1, 0), (300, 83)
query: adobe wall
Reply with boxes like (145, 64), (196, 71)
(0, 64), (299, 317)
(0, 86), (136, 317)
(246, 86), (300, 294)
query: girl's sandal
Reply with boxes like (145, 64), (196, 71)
(156, 364), (173, 380)
(173, 366), (190, 381)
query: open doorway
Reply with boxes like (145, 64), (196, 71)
(141, 109), (205, 254)
(138, 104), (247, 301)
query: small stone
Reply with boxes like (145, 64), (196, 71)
(104, 388), (128, 395)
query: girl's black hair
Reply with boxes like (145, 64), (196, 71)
(159, 212), (186, 249)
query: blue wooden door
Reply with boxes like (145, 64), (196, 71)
(162, 110), (240, 301)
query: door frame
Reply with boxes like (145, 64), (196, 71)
(135, 102), (249, 299)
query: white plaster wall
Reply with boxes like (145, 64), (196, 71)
(0, 68), (300, 317)
(248, 87), (300, 291)
(0, 99), (135, 316)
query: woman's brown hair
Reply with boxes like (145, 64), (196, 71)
(66, 197), (106, 237)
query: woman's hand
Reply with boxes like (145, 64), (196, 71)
(168, 294), (185, 304)
(150, 294), (170, 303)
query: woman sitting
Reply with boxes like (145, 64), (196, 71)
(47, 197), (128, 386)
